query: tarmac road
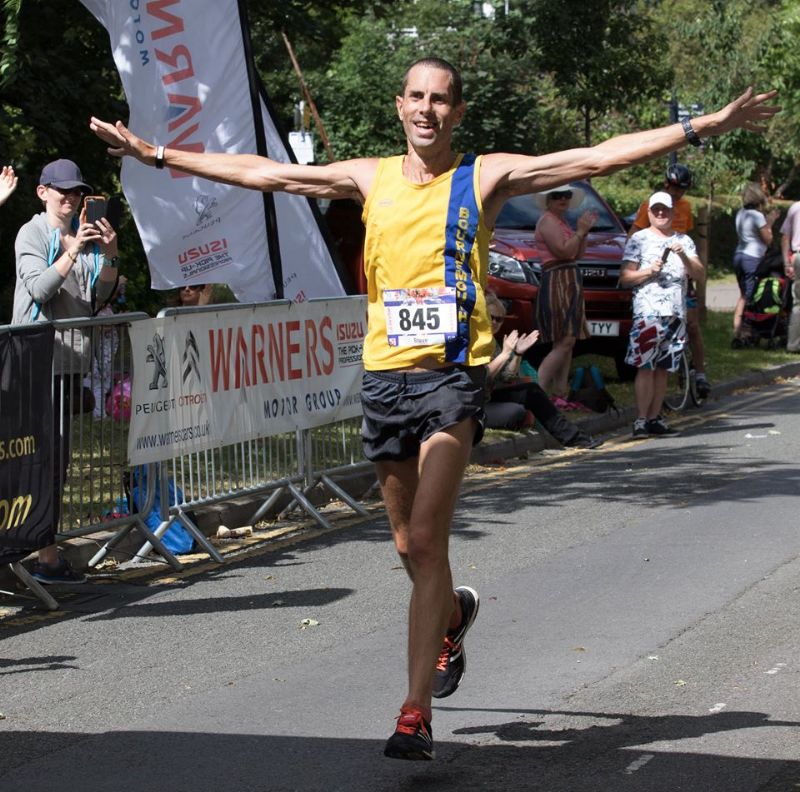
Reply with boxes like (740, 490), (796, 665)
(0, 378), (799, 792)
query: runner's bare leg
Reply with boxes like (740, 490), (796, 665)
(377, 417), (475, 714)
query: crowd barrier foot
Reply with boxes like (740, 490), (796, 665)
(316, 474), (370, 518)
(7, 562), (59, 610)
(279, 482), (334, 531)
(92, 515), (184, 571)
(133, 512), (223, 565)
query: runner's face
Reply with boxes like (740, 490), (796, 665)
(396, 65), (465, 153)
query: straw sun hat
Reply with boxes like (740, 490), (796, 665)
(532, 185), (585, 210)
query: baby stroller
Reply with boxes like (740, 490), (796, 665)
(738, 249), (791, 348)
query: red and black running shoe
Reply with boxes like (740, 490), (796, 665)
(384, 707), (434, 760)
(432, 585), (479, 699)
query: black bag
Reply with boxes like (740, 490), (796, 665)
(568, 365), (618, 414)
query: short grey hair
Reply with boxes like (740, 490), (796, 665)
(400, 57), (463, 105)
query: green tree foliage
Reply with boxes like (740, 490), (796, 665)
(664, 0), (784, 200)
(319, 0), (579, 160)
(762, 0), (800, 195)
(526, 0), (671, 146)
(599, 0), (792, 219)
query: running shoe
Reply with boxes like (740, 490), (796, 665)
(384, 707), (434, 760)
(432, 586), (479, 699)
(631, 418), (649, 438)
(647, 416), (679, 436)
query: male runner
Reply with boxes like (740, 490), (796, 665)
(90, 58), (777, 761)
(629, 163), (710, 396)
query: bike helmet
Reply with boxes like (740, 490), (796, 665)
(665, 163), (693, 189)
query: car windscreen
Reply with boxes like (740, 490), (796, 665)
(495, 184), (622, 233)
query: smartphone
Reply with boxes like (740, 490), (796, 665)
(84, 195), (107, 225)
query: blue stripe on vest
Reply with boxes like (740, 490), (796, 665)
(443, 153), (479, 363)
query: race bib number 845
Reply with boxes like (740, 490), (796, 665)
(384, 288), (457, 347)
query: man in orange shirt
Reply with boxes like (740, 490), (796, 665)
(628, 164), (710, 397)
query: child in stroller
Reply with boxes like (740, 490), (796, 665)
(734, 248), (792, 348)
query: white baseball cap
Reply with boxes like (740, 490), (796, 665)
(648, 191), (674, 209)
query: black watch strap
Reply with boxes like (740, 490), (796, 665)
(681, 117), (703, 147)
(155, 145), (166, 169)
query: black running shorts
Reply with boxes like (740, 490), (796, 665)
(361, 365), (486, 462)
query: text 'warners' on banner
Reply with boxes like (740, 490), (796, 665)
(127, 298), (366, 464)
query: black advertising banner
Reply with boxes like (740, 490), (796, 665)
(0, 325), (54, 564)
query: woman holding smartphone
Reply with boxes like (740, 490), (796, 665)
(11, 158), (119, 584)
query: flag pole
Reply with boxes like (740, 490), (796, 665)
(282, 32), (335, 163)
(236, 0), (284, 299)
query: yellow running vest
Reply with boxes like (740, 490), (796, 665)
(361, 154), (494, 370)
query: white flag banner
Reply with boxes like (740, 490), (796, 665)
(127, 297), (366, 465)
(79, 0), (347, 302)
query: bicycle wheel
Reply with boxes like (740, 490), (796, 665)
(663, 352), (690, 412)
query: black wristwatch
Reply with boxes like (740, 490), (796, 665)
(681, 117), (703, 147)
(155, 145), (166, 169)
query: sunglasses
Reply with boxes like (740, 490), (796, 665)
(181, 284), (205, 292)
(549, 190), (573, 200)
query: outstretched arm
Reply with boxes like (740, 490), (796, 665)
(481, 88), (779, 224)
(89, 118), (375, 201)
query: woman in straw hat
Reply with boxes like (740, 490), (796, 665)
(533, 187), (597, 405)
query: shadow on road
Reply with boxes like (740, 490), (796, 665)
(1, 706), (798, 791)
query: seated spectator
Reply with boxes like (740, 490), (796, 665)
(178, 283), (214, 307)
(485, 293), (601, 449)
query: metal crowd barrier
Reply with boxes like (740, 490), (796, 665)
(133, 299), (372, 560)
(50, 314), (189, 570)
(3, 298), (373, 609)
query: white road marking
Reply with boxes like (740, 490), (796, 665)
(709, 703), (727, 714)
(624, 754), (655, 774)
(766, 663), (787, 675)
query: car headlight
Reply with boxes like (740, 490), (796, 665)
(488, 250), (528, 283)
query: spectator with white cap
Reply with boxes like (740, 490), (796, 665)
(620, 191), (704, 437)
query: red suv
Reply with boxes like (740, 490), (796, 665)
(487, 180), (634, 378)
(322, 179), (634, 378)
